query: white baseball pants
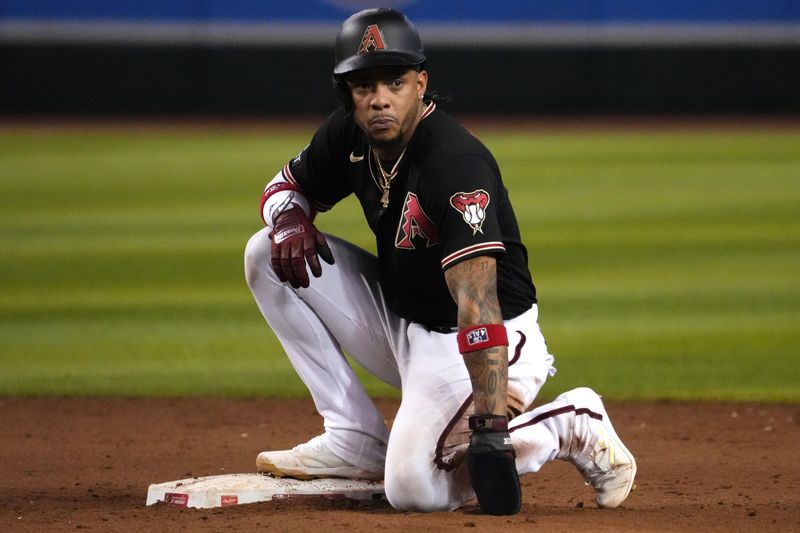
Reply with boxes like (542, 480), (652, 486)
(245, 228), (603, 512)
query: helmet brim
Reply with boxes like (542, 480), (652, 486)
(333, 50), (426, 77)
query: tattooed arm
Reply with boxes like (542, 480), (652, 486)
(444, 255), (508, 417)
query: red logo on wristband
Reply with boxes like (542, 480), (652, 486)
(466, 327), (489, 346)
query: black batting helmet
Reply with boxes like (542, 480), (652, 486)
(332, 8), (426, 108)
(334, 8), (426, 77)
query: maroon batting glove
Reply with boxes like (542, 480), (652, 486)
(269, 206), (334, 289)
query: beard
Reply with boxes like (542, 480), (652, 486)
(368, 133), (404, 153)
(365, 109), (418, 156)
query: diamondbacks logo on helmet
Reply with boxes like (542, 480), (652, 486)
(358, 24), (387, 54)
(450, 190), (490, 235)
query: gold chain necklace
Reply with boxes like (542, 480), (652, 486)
(372, 104), (426, 208)
(373, 148), (406, 208)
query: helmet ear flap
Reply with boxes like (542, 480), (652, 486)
(333, 76), (353, 112)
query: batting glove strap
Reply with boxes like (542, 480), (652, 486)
(260, 182), (302, 225)
(269, 206), (334, 289)
(469, 430), (515, 455)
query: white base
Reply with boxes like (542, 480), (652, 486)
(146, 473), (385, 509)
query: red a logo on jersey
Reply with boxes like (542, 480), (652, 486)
(395, 192), (439, 249)
(358, 24), (387, 55)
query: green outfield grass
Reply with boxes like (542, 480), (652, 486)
(1, 123), (798, 401)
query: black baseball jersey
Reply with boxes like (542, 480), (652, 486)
(281, 103), (536, 328)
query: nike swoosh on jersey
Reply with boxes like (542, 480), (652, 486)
(349, 152), (364, 163)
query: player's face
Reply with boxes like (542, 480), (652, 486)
(346, 67), (428, 156)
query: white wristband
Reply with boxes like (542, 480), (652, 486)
(261, 172), (312, 228)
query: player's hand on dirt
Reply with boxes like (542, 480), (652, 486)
(467, 414), (521, 515)
(269, 206), (335, 289)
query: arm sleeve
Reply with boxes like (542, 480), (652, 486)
(259, 171), (312, 228)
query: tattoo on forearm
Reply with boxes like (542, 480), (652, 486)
(444, 256), (501, 326)
(487, 396), (497, 415)
(464, 346), (508, 416)
(487, 371), (497, 394)
(445, 256), (508, 416)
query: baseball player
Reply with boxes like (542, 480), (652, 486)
(245, 8), (636, 515)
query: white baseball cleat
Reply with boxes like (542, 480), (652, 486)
(256, 435), (383, 481)
(570, 388), (637, 509)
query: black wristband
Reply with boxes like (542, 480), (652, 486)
(468, 414), (509, 433)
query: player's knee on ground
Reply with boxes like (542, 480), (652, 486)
(384, 465), (459, 512)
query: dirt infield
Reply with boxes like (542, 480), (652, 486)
(2, 397), (798, 532)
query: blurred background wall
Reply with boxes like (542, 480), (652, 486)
(1, 0), (799, 116)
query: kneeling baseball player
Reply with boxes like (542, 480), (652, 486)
(245, 8), (636, 514)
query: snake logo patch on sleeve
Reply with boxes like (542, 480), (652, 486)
(450, 190), (490, 235)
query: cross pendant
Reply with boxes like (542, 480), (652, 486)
(380, 188), (390, 207)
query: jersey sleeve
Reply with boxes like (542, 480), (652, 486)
(426, 153), (507, 270)
(281, 109), (352, 213)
